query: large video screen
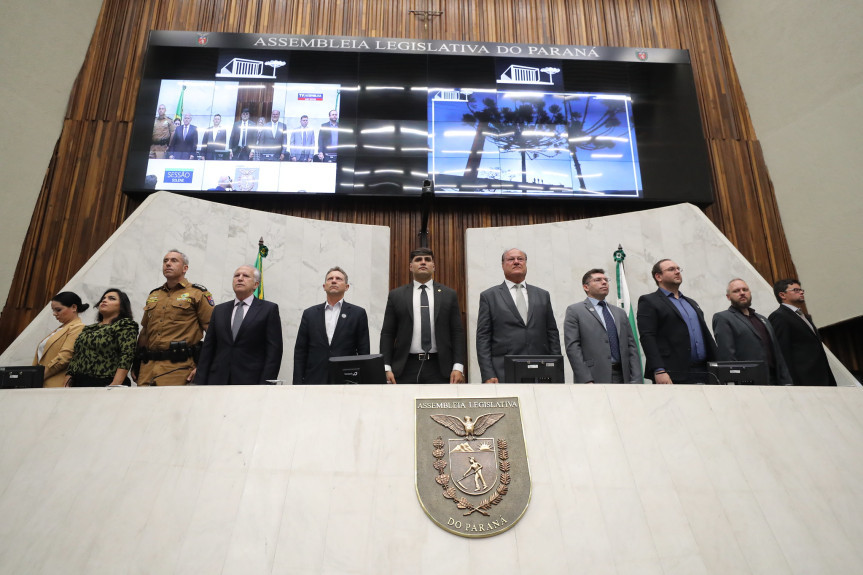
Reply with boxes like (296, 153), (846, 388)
(146, 80), (342, 193)
(430, 89), (640, 196)
(123, 33), (713, 204)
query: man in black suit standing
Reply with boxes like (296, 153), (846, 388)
(475, 248), (561, 383)
(636, 259), (717, 384)
(201, 114), (228, 160)
(196, 265), (283, 385)
(712, 278), (792, 385)
(293, 267), (370, 384)
(380, 248), (466, 384)
(229, 108), (253, 161)
(317, 109), (339, 162)
(167, 113), (199, 160)
(767, 278), (836, 386)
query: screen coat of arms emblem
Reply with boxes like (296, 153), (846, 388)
(416, 397), (530, 538)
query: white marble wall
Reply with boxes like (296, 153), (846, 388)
(465, 203), (857, 386)
(0, 191), (390, 380)
(1, 384), (862, 574)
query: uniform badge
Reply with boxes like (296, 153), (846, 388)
(177, 292), (191, 302)
(416, 396), (530, 537)
(203, 291), (215, 306)
(146, 296), (159, 304)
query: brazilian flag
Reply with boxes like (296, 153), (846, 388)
(254, 240), (268, 300)
(174, 85), (186, 121)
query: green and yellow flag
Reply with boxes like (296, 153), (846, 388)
(174, 85), (186, 121)
(254, 239), (268, 300)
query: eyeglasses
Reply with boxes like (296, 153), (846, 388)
(589, 277), (610, 284)
(662, 266), (682, 273)
(784, 288), (804, 293)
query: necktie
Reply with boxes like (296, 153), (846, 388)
(598, 301), (621, 364)
(240, 122), (247, 147)
(420, 285), (431, 352)
(515, 284), (528, 323)
(796, 308), (817, 333)
(232, 301), (245, 340)
(183, 126), (188, 140)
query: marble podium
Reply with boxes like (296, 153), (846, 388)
(2, 384), (863, 573)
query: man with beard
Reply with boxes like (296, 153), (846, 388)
(712, 278), (792, 386)
(636, 258), (716, 384)
(380, 248), (465, 384)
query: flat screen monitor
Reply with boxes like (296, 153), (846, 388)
(328, 354), (387, 384)
(503, 355), (565, 383)
(0, 365), (45, 389)
(707, 361), (769, 386)
(123, 32), (713, 205)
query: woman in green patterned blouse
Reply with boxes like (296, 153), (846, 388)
(65, 288), (139, 387)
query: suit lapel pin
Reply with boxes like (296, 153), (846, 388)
(341, 313), (347, 318)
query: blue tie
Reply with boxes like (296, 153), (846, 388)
(598, 301), (621, 364)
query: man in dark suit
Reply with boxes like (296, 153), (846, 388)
(564, 268), (641, 383)
(767, 278), (836, 386)
(712, 278), (792, 386)
(195, 265), (283, 385)
(201, 114), (228, 160)
(380, 248), (466, 384)
(636, 259), (717, 384)
(476, 248), (561, 383)
(229, 108), (253, 161)
(167, 113), (199, 160)
(257, 109), (287, 161)
(293, 267), (370, 384)
(316, 109), (339, 162)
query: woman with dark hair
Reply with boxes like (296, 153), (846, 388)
(33, 292), (90, 387)
(65, 289), (139, 387)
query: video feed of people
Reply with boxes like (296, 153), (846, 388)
(145, 80), (343, 193)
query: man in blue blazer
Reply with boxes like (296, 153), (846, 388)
(636, 259), (716, 384)
(380, 248), (466, 384)
(293, 267), (370, 384)
(713, 278), (792, 386)
(196, 265), (283, 385)
(476, 248), (561, 383)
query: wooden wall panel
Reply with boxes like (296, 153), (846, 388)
(1, 0), (858, 374)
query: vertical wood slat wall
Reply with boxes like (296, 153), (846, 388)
(1, 0), (859, 373)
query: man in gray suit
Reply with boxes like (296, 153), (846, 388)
(476, 248), (561, 383)
(713, 278), (792, 386)
(564, 268), (642, 383)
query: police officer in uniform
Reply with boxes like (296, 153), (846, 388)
(151, 104), (176, 159)
(135, 249), (214, 385)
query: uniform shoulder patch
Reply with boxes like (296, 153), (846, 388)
(195, 284), (215, 306)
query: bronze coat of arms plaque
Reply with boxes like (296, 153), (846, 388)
(415, 397), (531, 538)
